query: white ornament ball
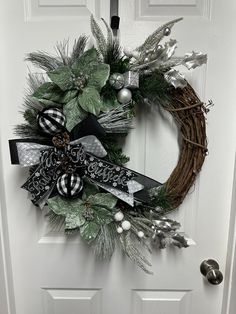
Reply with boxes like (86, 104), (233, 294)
(117, 226), (123, 234)
(123, 47), (140, 59)
(117, 88), (132, 104)
(137, 231), (144, 238)
(131, 50), (140, 59)
(121, 220), (131, 231)
(114, 211), (124, 222)
(123, 47), (133, 57)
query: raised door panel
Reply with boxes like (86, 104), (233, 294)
(132, 290), (192, 314)
(136, 0), (212, 19)
(24, 0), (106, 20)
(43, 289), (101, 314)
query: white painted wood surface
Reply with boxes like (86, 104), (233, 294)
(222, 153), (236, 314)
(119, 0), (236, 313)
(0, 0), (236, 313)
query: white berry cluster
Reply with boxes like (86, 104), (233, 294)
(114, 211), (144, 238)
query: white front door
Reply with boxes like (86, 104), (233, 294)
(1, 0), (236, 314)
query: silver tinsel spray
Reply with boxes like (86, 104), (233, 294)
(98, 103), (133, 133)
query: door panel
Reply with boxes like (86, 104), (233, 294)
(132, 290), (191, 314)
(119, 0), (236, 313)
(135, 0), (211, 19)
(1, 0), (236, 313)
(24, 0), (106, 21)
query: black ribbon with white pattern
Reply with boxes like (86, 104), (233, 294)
(9, 116), (162, 206)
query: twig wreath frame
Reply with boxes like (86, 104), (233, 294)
(163, 84), (208, 208)
(9, 16), (208, 273)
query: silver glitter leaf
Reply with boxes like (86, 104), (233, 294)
(136, 17), (183, 53)
(164, 69), (187, 89)
(183, 51), (207, 70)
(87, 193), (118, 209)
(47, 196), (84, 216)
(80, 221), (100, 243)
(160, 39), (177, 61)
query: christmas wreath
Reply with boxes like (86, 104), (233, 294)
(9, 16), (208, 273)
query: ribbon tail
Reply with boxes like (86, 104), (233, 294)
(9, 139), (51, 167)
(132, 173), (162, 204)
(84, 154), (162, 206)
(37, 184), (56, 209)
(95, 181), (136, 206)
(21, 162), (60, 206)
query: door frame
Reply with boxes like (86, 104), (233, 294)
(0, 0), (16, 310)
(222, 152), (236, 314)
(0, 144), (16, 314)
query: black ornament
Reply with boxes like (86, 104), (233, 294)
(57, 173), (83, 198)
(38, 108), (66, 135)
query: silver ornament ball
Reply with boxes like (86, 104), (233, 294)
(109, 73), (125, 90)
(121, 220), (131, 231)
(117, 88), (132, 104)
(114, 211), (124, 222)
(164, 27), (171, 36)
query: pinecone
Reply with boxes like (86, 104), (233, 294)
(52, 132), (70, 149)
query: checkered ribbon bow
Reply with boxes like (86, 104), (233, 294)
(9, 116), (161, 207)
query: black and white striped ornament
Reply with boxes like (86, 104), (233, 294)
(38, 108), (66, 135)
(57, 173), (83, 198)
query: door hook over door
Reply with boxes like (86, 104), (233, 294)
(200, 259), (223, 285)
(110, 0), (119, 37)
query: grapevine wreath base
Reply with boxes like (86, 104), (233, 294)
(9, 16), (208, 273)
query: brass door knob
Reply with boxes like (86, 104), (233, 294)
(200, 259), (223, 285)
